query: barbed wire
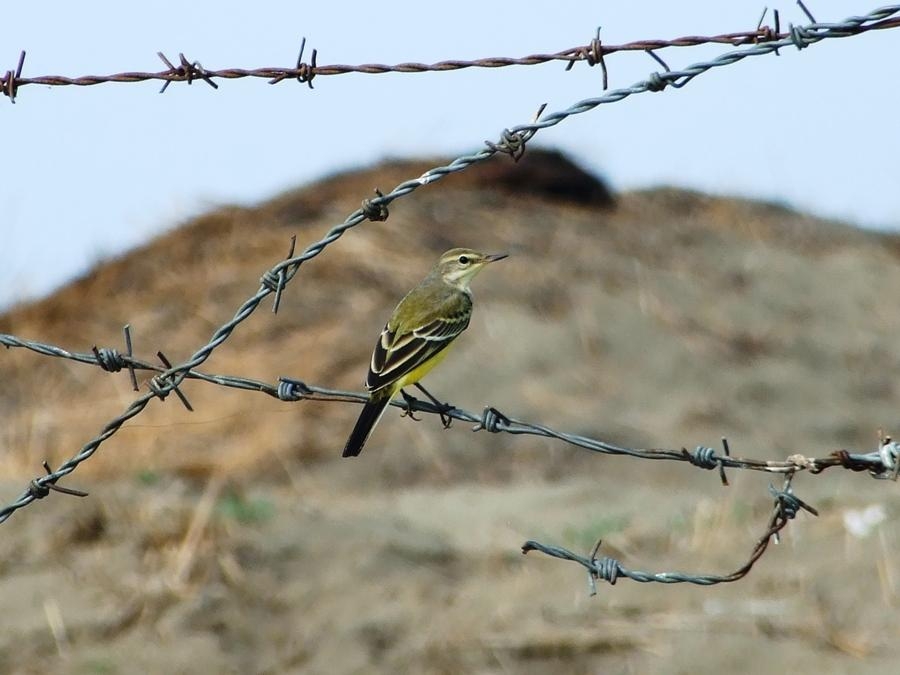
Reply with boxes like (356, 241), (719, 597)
(522, 475), (820, 592)
(2, 330), (896, 587)
(3, 4), (900, 101)
(3, 332), (896, 482)
(2, 2), (899, 590)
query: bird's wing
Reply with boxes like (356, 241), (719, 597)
(367, 296), (471, 392)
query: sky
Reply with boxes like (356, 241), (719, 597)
(2, 0), (898, 311)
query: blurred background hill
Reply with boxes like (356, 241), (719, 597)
(1, 150), (898, 674)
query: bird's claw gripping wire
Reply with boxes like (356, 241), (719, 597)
(414, 382), (454, 429)
(398, 386), (455, 428)
(399, 390), (422, 422)
(430, 403), (454, 429)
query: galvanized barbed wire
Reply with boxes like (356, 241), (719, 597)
(1, 2), (898, 544)
(2, 329), (897, 480)
(3, 4), (900, 101)
(3, 337), (894, 589)
(522, 474), (820, 592)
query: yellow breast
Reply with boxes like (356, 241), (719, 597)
(389, 342), (456, 394)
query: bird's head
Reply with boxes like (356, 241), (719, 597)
(436, 248), (508, 290)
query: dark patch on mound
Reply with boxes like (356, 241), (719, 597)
(472, 148), (615, 209)
(264, 149), (614, 226)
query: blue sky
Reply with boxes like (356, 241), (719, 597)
(2, 0), (898, 310)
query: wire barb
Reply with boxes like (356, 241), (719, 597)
(295, 37), (318, 88)
(768, 480), (818, 520)
(361, 188), (389, 221)
(157, 52), (219, 93)
(645, 49), (678, 91)
(773, 10), (783, 55)
(90, 323), (139, 393)
(261, 235), (297, 314)
(1, 50), (26, 103)
(718, 437), (731, 485)
(485, 103), (547, 162)
(797, 0), (817, 24)
(149, 351), (194, 411)
(27, 461), (89, 500)
(565, 27), (610, 90)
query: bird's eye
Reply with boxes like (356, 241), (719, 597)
(458, 255), (470, 265)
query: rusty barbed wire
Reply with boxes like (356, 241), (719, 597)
(2, 2), (899, 590)
(3, 4), (900, 102)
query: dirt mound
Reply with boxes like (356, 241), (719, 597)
(1, 150), (898, 673)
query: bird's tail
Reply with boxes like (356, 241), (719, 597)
(342, 391), (392, 458)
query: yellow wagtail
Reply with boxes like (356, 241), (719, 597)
(342, 248), (507, 457)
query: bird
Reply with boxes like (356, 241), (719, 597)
(342, 247), (507, 457)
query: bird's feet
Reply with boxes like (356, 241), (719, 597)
(400, 388), (455, 428)
(434, 402), (455, 429)
(399, 390), (422, 421)
(412, 383), (455, 429)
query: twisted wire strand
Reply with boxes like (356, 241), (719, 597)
(4, 10), (898, 99)
(1, 331), (892, 479)
(521, 475), (820, 590)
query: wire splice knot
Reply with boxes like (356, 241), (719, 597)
(277, 377), (311, 401)
(878, 440), (900, 481)
(92, 346), (125, 373)
(688, 446), (719, 469)
(473, 407), (511, 433)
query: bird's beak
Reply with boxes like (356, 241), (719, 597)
(484, 252), (509, 263)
